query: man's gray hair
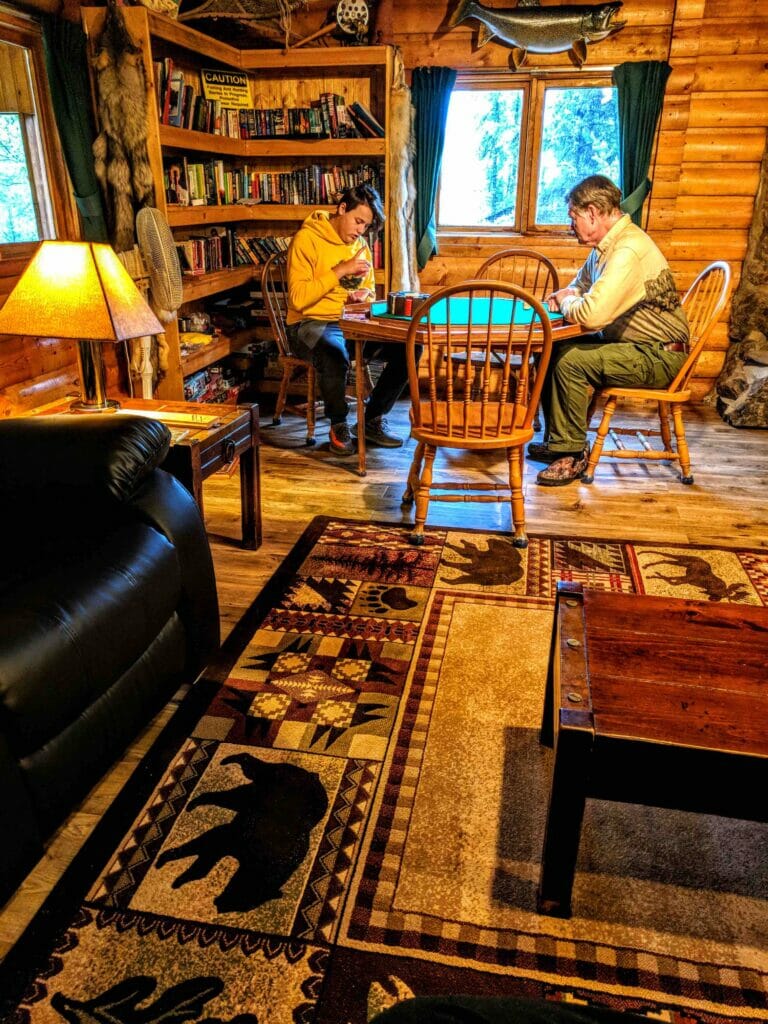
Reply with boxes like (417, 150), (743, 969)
(566, 175), (622, 216)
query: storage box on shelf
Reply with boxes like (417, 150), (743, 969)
(82, 7), (393, 403)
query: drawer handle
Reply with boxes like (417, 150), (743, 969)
(222, 439), (237, 465)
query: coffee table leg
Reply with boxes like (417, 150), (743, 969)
(537, 727), (591, 918)
(355, 338), (367, 477)
(240, 443), (261, 549)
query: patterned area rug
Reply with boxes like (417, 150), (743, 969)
(2, 516), (768, 1024)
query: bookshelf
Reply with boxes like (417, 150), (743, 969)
(81, 7), (393, 402)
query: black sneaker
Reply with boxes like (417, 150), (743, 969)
(329, 421), (355, 455)
(364, 416), (403, 448)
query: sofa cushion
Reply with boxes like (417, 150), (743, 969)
(0, 521), (182, 758)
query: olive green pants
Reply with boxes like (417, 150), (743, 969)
(541, 338), (686, 452)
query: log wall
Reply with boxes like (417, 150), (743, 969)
(1, 0), (766, 411)
(380, 0), (768, 402)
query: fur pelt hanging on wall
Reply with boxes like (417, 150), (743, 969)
(91, 0), (154, 253)
(388, 50), (419, 292)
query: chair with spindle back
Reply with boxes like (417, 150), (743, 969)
(401, 280), (554, 548)
(471, 249), (560, 423)
(583, 260), (732, 485)
(475, 247), (560, 296)
(261, 251), (317, 446)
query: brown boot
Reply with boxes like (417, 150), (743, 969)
(536, 447), (589, 487)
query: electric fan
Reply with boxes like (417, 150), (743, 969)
(136, 206), (184, 323)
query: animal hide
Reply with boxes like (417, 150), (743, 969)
(91, 0), (154, 252)
(388, 50), (419, 292)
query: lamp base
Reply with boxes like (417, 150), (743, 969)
(69, 397), (121, 413)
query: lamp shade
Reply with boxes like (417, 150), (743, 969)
(0, 240), (163, 341)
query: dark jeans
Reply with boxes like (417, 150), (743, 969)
(287, 319), (417, 425)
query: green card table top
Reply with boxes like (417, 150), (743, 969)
(342, 298), (582, 346)
(341, 299), (583, 476)
(537, 581), (768, 917)
(27, 397), (261, 550)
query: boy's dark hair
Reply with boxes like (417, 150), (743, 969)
(338, 184), (385, 232)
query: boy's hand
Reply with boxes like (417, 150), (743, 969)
(335, 255), (371, 280)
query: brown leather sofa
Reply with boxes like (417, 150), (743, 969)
(0, 414), (220, 903)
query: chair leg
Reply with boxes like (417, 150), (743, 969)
(306, 367), (317, 445)
(508, 446), (527, 548)
(582, 395), (617, 485)
(586, 387), (601, 429)
(658, 400), (673, 452)
(273, 364), (292, 425)
(402, 441), (425, 506)
(410, 444), (436, 546)
(671, 404), (694, 484)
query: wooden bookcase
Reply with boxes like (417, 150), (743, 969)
(81, 7), (393, 401)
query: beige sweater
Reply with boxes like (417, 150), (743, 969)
(560, 214), (689, 347)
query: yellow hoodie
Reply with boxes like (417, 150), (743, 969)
(286, 210), (375, 325)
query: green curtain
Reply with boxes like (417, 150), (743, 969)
(412, 66), (456, 271)
(41, 15), (109, 242)
(612, 60), (672, 226)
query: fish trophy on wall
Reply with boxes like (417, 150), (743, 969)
(446, 0), (626, 70)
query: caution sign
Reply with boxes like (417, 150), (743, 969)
(201, 69), (251, 109)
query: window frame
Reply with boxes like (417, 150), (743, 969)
(0, 9), (77, 260)
(437, 68), (618, 240)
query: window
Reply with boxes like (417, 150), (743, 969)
(439, 73), (619, 234)
(0, 19), (61, 250)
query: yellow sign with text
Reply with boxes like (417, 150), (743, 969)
(201, 69), (251, 109)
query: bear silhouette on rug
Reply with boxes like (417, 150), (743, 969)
(155, 752), (328, 912)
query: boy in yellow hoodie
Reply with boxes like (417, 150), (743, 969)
(286, 184), (409, 455)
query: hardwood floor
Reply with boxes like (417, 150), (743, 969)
(1, 396), (766, 959)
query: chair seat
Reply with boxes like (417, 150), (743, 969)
(601, 385), (691, 403)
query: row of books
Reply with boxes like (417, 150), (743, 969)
(164, 156), (383, 208)
(175, 230), (292, 276)
(154, 59), (384, 139)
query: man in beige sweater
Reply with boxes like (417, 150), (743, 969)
(533, 175), (689, 486)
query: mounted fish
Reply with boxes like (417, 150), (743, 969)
(446, 0), (626, 71)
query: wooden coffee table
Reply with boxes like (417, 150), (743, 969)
(27, 397), (261, 550)
(538, 581), (768, 917)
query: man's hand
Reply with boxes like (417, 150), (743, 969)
(546, 287), (578, 312)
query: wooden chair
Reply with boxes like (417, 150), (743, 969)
(475, 247), (560, 296)
(261, 251), (317, 446)
(261, 252), (374, 445)
(582, 260), (732, 485)
(401, 280), (554, 548)
(473, 249), (560, 424)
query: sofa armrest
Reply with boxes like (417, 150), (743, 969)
(130, 470), (220, 673)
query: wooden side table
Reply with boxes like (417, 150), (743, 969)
(27, 397), (262, 550)
(538, 582), (768, 918)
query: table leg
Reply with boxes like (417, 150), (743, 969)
(239, 441), (261, 549)
(537, 726), (592, 917)
(355, 337), (367, 477)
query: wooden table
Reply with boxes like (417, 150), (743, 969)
(537, 581), (768, 917)
(342, 299), (584, 476)
(28, 397), (262, 550)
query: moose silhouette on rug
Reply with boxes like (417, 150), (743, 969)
(155, 752), (328, 912)
(643, 550), (751, 602)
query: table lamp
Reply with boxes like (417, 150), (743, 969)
(0, 240), (163, 411)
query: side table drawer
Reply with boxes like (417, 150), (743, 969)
(196, 418), (253, 477)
